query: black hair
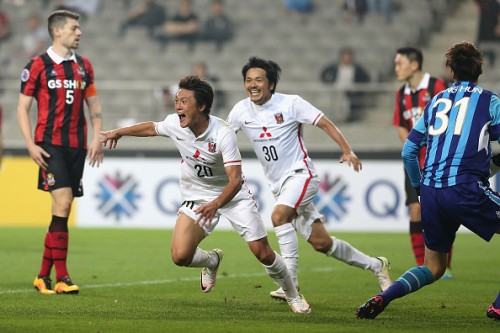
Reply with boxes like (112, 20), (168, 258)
(178, 75), (214, 116)
(396, 47), (423, 70)
(445, 41), (483, 82)
(241, 56), (281, 93)
(47, 10), (80, 40)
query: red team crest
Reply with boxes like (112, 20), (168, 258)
(208, 142), (216, 153)
(274, 113), (284, 124)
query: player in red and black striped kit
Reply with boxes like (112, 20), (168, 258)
(392, 47), (453, 278)
(17, 10), (103, 295)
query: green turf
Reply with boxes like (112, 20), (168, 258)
(0, 227), (498, 332)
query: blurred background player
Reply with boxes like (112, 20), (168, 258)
(0, 100), (3, 168)
(101, 75), (311, 314)
(227, 56), (391, 301)
(17, 10), (104, 295)
(392, 47), (453, 279)
(356, 41), (500, 320)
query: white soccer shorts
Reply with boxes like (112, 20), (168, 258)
(178, 193), (267, 242)
(275, 172), (324, 240)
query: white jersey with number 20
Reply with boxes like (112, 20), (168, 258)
(155, 114), (242, 201)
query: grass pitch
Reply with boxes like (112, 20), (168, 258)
(0, 227), (498, 333)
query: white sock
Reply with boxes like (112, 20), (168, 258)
(274, 223), (299, 287)
(326, 237), (380, 271)
(188, 248), (218, 269)
(264, 252), (299, 299)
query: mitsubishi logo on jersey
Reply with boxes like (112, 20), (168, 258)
(192, 149), (206, 161)
(259, 127), (272, 138)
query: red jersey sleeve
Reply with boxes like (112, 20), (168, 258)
(20, 57), (43, 97)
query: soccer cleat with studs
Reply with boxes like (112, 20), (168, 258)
(33, 276), (56, 295)
(356, 295), (386, 319)
(287, 294), (311, 313)
(54, 276), (80, 294)
(200, 249), (224, 293)
(374, 257), (392, 291)
(487, 303), (500, 320)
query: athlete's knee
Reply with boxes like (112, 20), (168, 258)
(251, 243), (275, 265)
(271, 210), (287, 227)
(52, 197), (73, 216)
(271, 205), (296, 227)
(308, 233), (333, 253)
(409, 203), (421, 220)
(171, 248), (192, 267)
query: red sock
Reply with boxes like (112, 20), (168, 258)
(410, 221), (425, 266)
(38, 231), (53, 277)
(51, 232), (69, 281)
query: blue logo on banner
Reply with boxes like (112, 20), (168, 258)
(365, 180), (399, 218)
(95, 172), (141, 221)
(156, 178), (182, 215)
(313, 174), (351, 222)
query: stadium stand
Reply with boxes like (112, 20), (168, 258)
(0, 0), (490, 152)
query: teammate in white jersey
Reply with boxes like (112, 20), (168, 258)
(227, 57), (392, 300)
(101, 76), (310, 313)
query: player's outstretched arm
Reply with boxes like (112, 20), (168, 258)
(100, 121), (157, 149)
(316, 116), (362, 172)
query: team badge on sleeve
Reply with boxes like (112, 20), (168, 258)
(21, 69), (30, 82)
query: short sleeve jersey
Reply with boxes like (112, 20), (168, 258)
(393, 73), (447, 167)
(404, 81), (500, 188)
(227, 93), (323, 192)
(155, 114), (242, 201)
(20, 47), (95, 149)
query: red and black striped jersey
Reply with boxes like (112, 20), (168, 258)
(393, 73), (447, 167)
(20, 47), (95, 149)
(393, 73), (447, 132)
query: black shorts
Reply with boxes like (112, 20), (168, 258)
(38, 143), (86, 197)
(404, 169), (419, 206)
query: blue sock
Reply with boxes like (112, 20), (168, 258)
(379, 266), (434, 304)
(494, 291), (500, 308)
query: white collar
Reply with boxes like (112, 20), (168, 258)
(47, 46), (77, 65)
(404, 73), (431, 94)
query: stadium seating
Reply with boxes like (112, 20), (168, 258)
(0, 0), (485, 152)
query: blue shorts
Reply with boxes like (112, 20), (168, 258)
(420, 181), (500, 253)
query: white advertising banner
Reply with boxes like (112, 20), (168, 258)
(77, 157), (409, 231)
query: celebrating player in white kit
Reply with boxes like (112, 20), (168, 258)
(101, 75), (310, 313)
(226, 57), (392, 300)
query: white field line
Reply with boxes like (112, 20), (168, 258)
(0, 266), (340, 295)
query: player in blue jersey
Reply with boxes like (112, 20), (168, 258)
(356, 41), (500, 320)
